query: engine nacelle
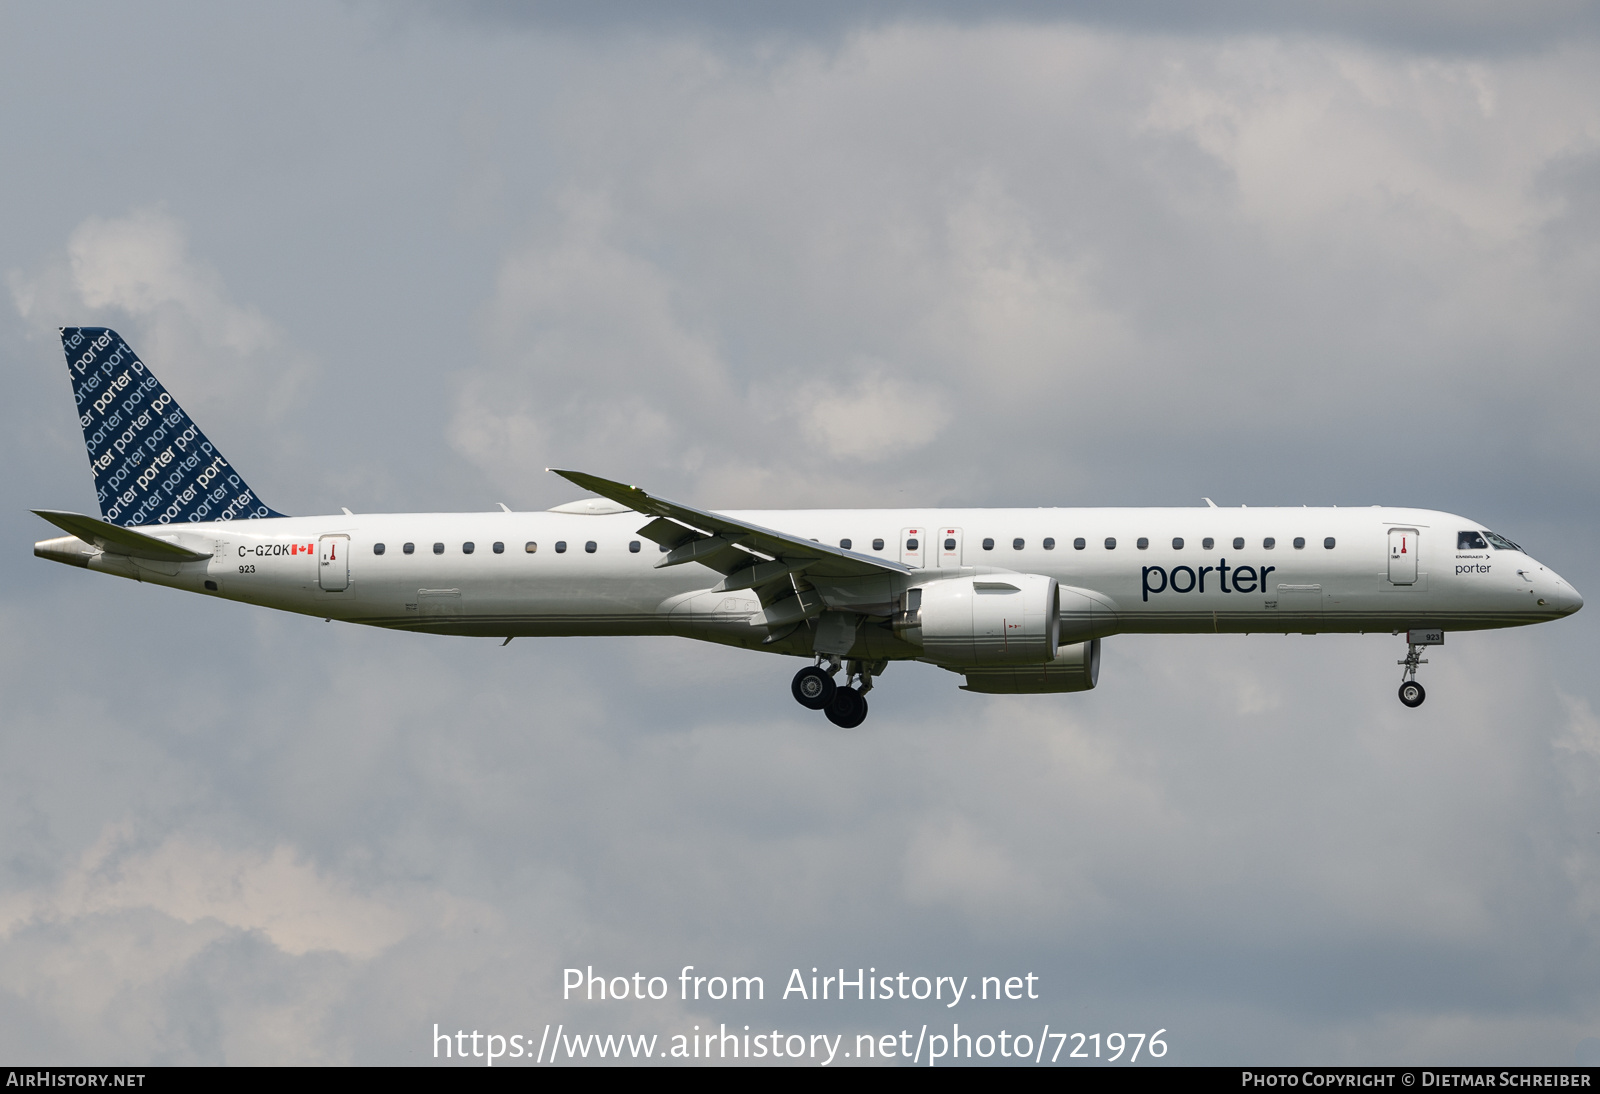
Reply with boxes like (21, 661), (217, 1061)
(894, 573), (1060, 667)
(957, 639), (1101, 693)
(1056, 583), (1120, 642)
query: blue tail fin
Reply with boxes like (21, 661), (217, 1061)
(60, 327), (286, 526)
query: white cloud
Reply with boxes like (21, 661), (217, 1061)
(9, 208), (307, 420)
(0, 824), (412, 959)
(800, 368), (950, 460)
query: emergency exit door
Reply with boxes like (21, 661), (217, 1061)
(319, 534), (350, 591)
(937, 527), (964, 568)
(1387, 528), (1418, 586)
(900, 527), (925, 567)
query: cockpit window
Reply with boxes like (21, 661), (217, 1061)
(1482, 530), (1522, 551)
(1457, 531), (1489, 550)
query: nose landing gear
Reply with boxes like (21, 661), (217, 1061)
(1397, 640), (1429, 708)
(792, 657), (881, 728)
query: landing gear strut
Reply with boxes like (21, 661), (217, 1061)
(792, 657), (881, 727)
(1397, 643), (1428, 708)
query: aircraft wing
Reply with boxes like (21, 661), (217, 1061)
(548, 469), (913, 585)
(32, 509), (212, 563)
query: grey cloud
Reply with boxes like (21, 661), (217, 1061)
(441, 28), (1600, 524)
(432, 0), (1600, 56)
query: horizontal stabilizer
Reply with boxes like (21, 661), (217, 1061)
(31, 509), (211, 562)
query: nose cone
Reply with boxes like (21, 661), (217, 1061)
(1548, 572), (1583, 616)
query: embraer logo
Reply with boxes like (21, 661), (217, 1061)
(1142, 559), (1278, 602)
(237, 543), (315, 557)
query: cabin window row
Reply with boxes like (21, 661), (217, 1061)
(370, 533), (1338, 557)
(371, 540), (650, 556)
(894, 535), (1338, 552)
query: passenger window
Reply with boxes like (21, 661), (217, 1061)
(463, 542), (475, 554)
(525, 541), (537, 553)
(433, 542), (444, 555)
(840, 539), (852, 550)
(944, 538), (956, 550)
(1074, 538), (1086, 550)
(1172, 538), (1184, 550)
(1233, 537), (1244, 550)
(1105, 537), (1117, 550)
(373, 543), (386, 555)
(585, 541), (597, 553)
(629, 540), (641, 553)
(1263, 537), (1276, 549)
(906, 537), (918, 551)
(1458, 531), (1488, 550)
(982, 538), (995, 550)
(1013, 538), (1024, 550)
(1293, 537), (1305, 549)
(872, 538), (885, 551)
(1043, 537), (1055, 550)
(555, 541), (567, 554)
(1136, 537), (1149, 550)
(493, 541), (504, 554)
(1202, 538), (1214, 550)
(1324, 537), (1336, 549)
(403, 542), (415, 555)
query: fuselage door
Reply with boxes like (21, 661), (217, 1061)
(1387, 528), (1418, 586)
(319, 534), (350, 591)
(937, 527), (964, 568)
(900, 527), (925, 568)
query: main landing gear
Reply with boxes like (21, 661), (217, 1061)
(1397, 642), (1428, 708)
(792, 657), (877, 729)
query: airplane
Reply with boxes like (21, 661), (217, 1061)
(34, 327), (1583, 727)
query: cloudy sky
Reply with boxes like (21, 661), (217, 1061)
(3, 1), (1600, 1065)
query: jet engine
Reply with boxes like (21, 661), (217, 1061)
(956, 638), (1101, 693)
(894, 573), (1060, 666)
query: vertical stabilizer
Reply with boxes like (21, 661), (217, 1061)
(60, 326), (286, 526)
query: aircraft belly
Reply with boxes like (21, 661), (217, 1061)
(347, 569), (694, 637)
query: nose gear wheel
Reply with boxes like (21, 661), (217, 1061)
(1397, 641), (1429, 707)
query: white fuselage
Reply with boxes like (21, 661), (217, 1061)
(71, 505), (1581, 657)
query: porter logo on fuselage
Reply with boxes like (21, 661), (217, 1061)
(1141, 559), (1277, 602)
